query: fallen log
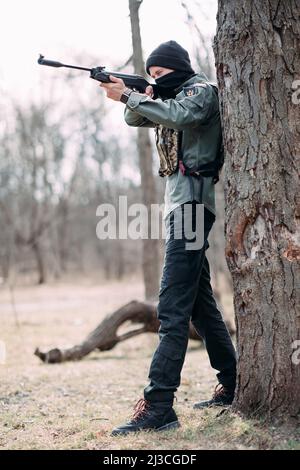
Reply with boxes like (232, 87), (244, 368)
(34, 299), (235, 363)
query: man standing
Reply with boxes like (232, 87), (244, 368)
(99, 41), (236, 435)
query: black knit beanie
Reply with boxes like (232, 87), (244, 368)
(146, 40), (194, 75)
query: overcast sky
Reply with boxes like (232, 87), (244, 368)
(0, 0), (217, 101)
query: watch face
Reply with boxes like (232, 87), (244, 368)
(121, 90), (131, 104)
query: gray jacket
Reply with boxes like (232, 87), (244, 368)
(124, 72), (221, 218)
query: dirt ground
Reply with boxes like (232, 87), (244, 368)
(0, 278), (299, 450)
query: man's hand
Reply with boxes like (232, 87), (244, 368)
(100, 76), (154, 102)
(145, 85), (154, 98)
(99, 75), (126, 101)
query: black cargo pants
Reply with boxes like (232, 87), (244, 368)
(144, 201), (236, 405)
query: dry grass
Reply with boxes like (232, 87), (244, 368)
(0, 278), (299, 450)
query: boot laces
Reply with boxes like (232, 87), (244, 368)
(132, 398), (150, 422)
(213, 384), (228, 399)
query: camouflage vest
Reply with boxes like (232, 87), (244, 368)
(155, 125), (180, 177)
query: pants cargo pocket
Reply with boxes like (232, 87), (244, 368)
(156, 343), (184, 387)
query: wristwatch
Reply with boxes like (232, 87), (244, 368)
(120, 87), (133, 104)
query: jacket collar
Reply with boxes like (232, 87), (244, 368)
(174, 71), (209, 95)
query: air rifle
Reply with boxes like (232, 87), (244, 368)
(37, 54), (154, 94)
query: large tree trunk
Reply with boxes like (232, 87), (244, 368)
(128, 0), (160, 300)
(214, 0), (300, 418)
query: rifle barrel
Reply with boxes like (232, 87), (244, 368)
(58, 63), (92, 72)
(38, 55), (91, 72)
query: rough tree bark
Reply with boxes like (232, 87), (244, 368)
(214, 0), (300, 418)
(34, 300), (235, 364)
(128, 0), (160, 300)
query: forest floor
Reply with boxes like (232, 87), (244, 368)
(0, 278), (299, 450)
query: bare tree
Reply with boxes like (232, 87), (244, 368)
(1, 104), (64, 284)
(181, 0), (215, 80)
(214, 0), (300, 418)
(128, 0), (160, 300)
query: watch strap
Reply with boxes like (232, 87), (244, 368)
(120, 88), (133, 104)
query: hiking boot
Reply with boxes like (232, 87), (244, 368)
(111, 398), (180, 436)
(193, 384), (234, 409)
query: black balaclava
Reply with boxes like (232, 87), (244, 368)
(146, 40), (195, 99)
